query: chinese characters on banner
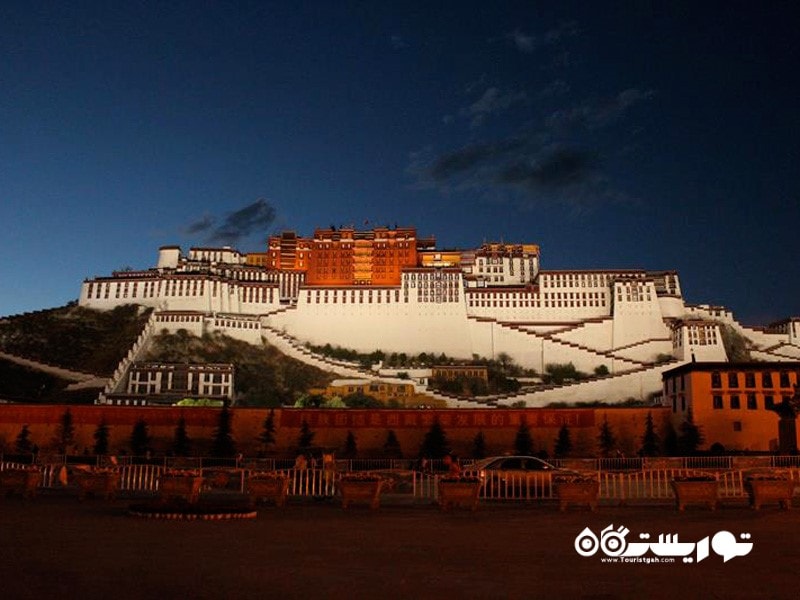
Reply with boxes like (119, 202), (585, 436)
(279, 409), (595, 429)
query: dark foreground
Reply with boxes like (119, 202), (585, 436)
(1, 496), (798, 600)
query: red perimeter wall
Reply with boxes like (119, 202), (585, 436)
(0, 405), (669, 458)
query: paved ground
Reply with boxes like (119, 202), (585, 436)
(1, 494), (798, 599)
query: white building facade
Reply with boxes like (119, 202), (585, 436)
(79, 238), (800, 406)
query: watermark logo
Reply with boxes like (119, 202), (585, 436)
(575, 524), (753, 564)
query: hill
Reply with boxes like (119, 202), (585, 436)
(0, 303), (153, 376)
(143, 329), (334, 407)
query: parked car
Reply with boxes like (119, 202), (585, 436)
(463, 456), (579, 498)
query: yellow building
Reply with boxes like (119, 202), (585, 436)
(311, 379), (445, 408)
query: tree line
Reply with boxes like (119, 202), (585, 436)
(8, 407), (707, 460)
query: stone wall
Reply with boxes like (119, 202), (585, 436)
(0, 405), (669, 458)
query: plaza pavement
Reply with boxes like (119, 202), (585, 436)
(0, 494), (798, 599)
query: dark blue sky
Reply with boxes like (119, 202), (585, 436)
(2, 1), (798, 325)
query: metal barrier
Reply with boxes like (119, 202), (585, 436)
(4, 459), (800, 505)
(772, 456), (800, 468)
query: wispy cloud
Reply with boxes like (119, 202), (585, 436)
(427, 136), (531, 182)
(496, 147), (596, 189)
(457, 86), (529, 128)
(546, 88), (655, 131)
(506, 22), (579, 53)
(410, 87), (654, 209)
(539, 79), (570, 98)
(185, 215), (214, 235)
(184, 199), (277, 246)
(390, 35), (407, 50)
(410, 137), (623, 211)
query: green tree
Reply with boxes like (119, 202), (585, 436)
(594, 364), (610, 376)
(259, 409), (277, 451)
(54, 409), (75, 453)
(172, 417), (191, 456)
(663, 421), (679, 456)
(472, 430), (487, 459)
(678, 408), (705, 455)
(342, 392), (382, 408)
(383, 430), (403, 459)
(513, 421), (533, 455)
(544, 363), (585, 385)
(719, 324), (752, 362)
(15, 424), (33, 454)
(297, 419), (315, 453)
(212, 404), (236, 457)
(639, 412), (660, 457)
(554, 424), (572, 458)
(130, 418), (150, 456)
(342, 430), (357, 458)
(93, 419), (110, 455)
(419, 419), (450, 458)
(597, 416), (616, 457)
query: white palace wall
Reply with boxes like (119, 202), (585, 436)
(269, 287), (475, 358)
(78, 244), (800, 407)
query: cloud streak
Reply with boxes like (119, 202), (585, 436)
(546, 88), (655, 131)
(184, 199), (277, 246)
(506, 22), (579, 53)
(412, 88), (653, 208)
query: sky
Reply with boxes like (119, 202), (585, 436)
(1, 1), (798, 325)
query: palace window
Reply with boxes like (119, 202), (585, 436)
(762, 372), (773, 388)
(711, 372), (721, 388)
(728, 372), (739, 388)
(779, 371), (790, 387)
(747, 394), (757, 410)
(765, 395), (775, 410)
(730, 395), (740, 409)
(744, 372), (755, 388)
(712, 396), (723, 410)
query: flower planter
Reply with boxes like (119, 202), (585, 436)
(670, 479), (719, 512)
(159, 473), (204, 504)
(438, 480), (482, 511)
(554, 480), (600, 512)
(745, 478), (795, 510)
(339, 479), (383, 509)
(245, 474), (290, 507)
(71, 468), (121, 501)
(0, 468), (41, 498)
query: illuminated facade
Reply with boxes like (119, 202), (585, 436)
(78, 224), (800, 408)
(309, 379), (443, 408)
(662, 362), (800, 451)
(265, 226), (435, 286)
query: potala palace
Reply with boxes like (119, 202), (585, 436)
(79, 226), (800, 407)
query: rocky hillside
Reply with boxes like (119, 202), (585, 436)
(144, 329), (334, 407)
(0, 303), (152, 376)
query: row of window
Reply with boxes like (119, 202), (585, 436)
(89, 278), (283, 301)
(539, 273), (624, 288)
(308, 289), (403, 304)
(712, 394), (792, 410)
(469, 299), (607, 309)
(711, 371), (793, 389)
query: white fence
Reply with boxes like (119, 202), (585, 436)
(4, 461), (799, 504)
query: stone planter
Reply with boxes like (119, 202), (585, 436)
(670, 479), (719, 511)
(245, 474), (290, 507)
(745, 478), (795, 510)
(438, 480), (482, 511)
(0, 468), (41, 498)
(339, 479), (383, 509)
(71, 468), (121, 501)
(159, 473), (204, 504)
(554, 480), (600, 512)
